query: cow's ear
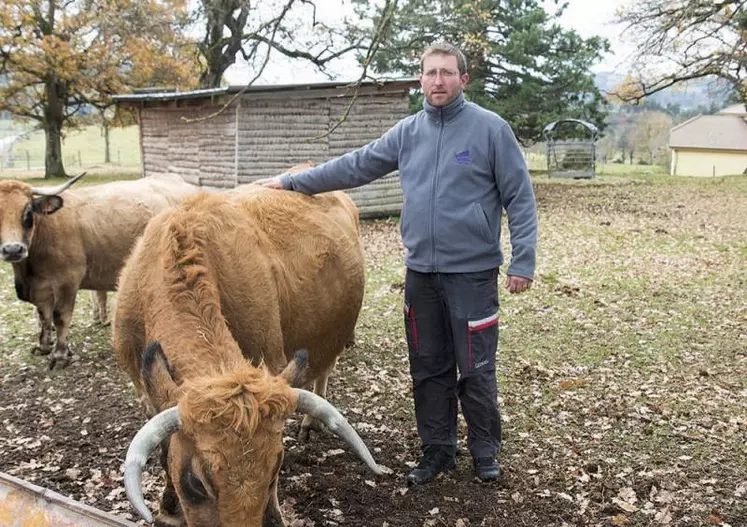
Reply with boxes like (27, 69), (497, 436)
(279, 348), (309, 387)
(31, 196), (64, 215)
(142, 341), (178, 411)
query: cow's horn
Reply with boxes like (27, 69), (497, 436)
(30, 172), (87, 196)
(123, 406), (181, 523)
(294, 389), (383, 475)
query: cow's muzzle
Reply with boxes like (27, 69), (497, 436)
(0, 243), (28, 262)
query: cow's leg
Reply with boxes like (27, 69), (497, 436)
(91, 291), (101, 323)
(49, 287), (76, 370)
(91, 291), (109, 325)
(31, 303), (54, 356)
(155, 443), (185, 527)
(298, 357), (338, 442)
(262, 460), (286, 527)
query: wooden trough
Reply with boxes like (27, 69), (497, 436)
(0, 472), (136, 527)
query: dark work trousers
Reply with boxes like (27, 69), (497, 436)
(403, 268), (501, 459)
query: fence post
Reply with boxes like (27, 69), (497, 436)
(26, 150), (30, 170)
(78, 151), (82, 167)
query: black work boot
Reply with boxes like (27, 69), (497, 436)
(473, 456), (501, 482)
(406, 445), (456, 486)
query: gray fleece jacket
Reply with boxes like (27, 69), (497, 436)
(279, 92), (537, 278)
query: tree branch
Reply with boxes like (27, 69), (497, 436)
(305, 0), (399, 142)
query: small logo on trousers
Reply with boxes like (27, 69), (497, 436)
(474, 359), (490, 369)
(455, 150), (472, 165)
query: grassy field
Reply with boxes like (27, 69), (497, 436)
(525, 151), (670, 176)
(0, 124), (141, 173)
(2, 121), (672, 179)
(0, 172), (744, 526)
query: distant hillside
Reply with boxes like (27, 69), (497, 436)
(594, 72), (732, 110)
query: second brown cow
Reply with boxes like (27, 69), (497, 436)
(0, 174), (200, 369)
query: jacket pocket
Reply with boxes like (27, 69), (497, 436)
(403, 303), (419, 353)
(471, 202), (493, 243)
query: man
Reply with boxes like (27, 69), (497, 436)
(256, 42), (537, 485)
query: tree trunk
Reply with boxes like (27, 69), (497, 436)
(44, 121), (65, 178)
(43, 77), (67, 179)
(103, 121), (111, 164)
(199, 61), (225, 89)
(198, 0), (248, 88)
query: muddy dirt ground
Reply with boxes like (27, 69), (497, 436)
(1, 180), (746, 526)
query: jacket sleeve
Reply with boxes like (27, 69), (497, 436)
(278, 121), (402, 194)
(492, 122), (538, 280)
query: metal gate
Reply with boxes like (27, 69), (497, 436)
(543, 119), (599, 179)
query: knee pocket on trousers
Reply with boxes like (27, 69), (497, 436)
(465, 311), (499, 373)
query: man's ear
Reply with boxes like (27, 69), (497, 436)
(31, 196), (64, 215)
(141, 341), (179, 412)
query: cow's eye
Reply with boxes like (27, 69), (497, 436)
(181, 466), (209, 505)
(22, 205), (34, 229)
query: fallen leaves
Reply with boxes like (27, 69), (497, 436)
(1, 178), (746, 525)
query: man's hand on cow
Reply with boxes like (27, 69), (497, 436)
(506, 275), (532, 294)
(253, 176), (284, 189)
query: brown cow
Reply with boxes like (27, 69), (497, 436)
(113, 186), (376, 526)
(0, 174), (200, 369)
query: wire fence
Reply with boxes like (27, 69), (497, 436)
(524, 150), (667, 175)
(0, 148), (136, 172)
(0, 137), (663, 176)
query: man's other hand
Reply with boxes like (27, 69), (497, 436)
(506, 275), (532, 294)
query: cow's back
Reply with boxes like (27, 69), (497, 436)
(223, 188), (364, 377)
(61, 176), (200, 290)
(124, 187), (365, 381)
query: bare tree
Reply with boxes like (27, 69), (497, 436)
(615, 0), (747, 103)
(632, 111), (673, 165)
(189, 0), (400, 142)
(195, 0), (369, 89)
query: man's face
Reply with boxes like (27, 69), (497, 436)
(419, 53), (469, 108)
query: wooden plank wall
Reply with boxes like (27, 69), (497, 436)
(139, 89), (411, 217)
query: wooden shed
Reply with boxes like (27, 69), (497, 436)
(113, 78), (419, 218)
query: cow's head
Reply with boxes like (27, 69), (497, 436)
(124, 342), (381, 526)
(0, 173), (86, 263)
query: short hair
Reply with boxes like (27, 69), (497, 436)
(420, 43), (468, 75)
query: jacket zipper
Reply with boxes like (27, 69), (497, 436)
(430, 112), (445, 272)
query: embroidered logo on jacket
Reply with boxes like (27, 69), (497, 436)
(455, 150), (472, 165)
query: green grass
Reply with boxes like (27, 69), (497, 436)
(20, 172), (141, 186)
(596, 162), (668, 175)
(1, 123), (141, 173)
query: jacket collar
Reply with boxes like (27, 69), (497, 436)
(423, 92), (466, 122)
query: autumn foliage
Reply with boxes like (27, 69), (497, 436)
(0, 0), (200, 177)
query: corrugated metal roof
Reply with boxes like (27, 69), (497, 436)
(670, 114), (747, 151)
(112, 77), (420, 103)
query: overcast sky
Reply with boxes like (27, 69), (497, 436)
(223, 0), (635, 85)
(548, 0), (635, 71)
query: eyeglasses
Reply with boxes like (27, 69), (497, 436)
(423, 68), (460, 78)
